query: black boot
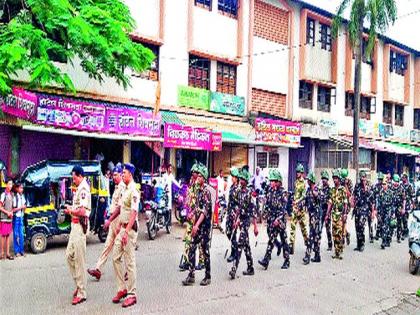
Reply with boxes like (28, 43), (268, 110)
(229, 267), (237, 279)
(346, 232), (351, 245)
(258, 258), (269, 270)
(274, 239), (282, 256)
(182, 274), (195, 286)
(242, 267), (255, 276)
(227, 250), (236, 263)
(311, 254), (321, 263)
(281, 259), (290, 269)
(200, 277), (211, 286)
(327, 242), (333, 251)
(302, 254), (310, 265)
(179, 262), (188, 271)
(289, 243), (294, 255)
(359, 244), (364, 252)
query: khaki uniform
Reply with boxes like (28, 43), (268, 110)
(95, 181), (125, 271)
(113, 180), (139, 296)
(66, 178), (91, 299)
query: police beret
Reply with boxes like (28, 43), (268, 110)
(72, 165), (84, 177)
(123, 163), (136, 175)
(113, 162), (123, 173)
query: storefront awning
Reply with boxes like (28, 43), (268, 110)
(22, 124), (163, 142)
(390, 142), (420, 154)
(372, 141), (418, 156)
(161, 111), (184, 125)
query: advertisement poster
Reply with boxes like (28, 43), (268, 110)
(255, 118), (301, 146)
(1, 87), (38, 120)
(210, 92), (245, 116)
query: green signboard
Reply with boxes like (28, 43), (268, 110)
(178, 85), (210, 110)
(210, 92), (245, 116)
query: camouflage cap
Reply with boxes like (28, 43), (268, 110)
(332, 169), (340, 178)
(392, 174), (400, 182)
(230, 167), (240, 178)
(296, 163), (304, 173)
(307, 171), (316, 183)
(238, 168), (251, 182)
(268, 169), (282, 182)
(321, 170), (329, 180)
(196, 163), (208, 179)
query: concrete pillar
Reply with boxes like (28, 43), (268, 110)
(123, 141), (131, 163)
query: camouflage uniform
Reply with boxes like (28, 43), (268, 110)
(328, 184), (348, 258)
(378, 187), (394, 247)
(226, 183), (240, 260)
(319, 182), (332, 249)
(353, 182), (373, 249)
(289, 178), (308, 250)
(401, 181), (414, 238)
(371, 181), (383, 239)
(391, 183), (404, 241)
(342, 177), (353, 245)
(305, 185), (321, 260)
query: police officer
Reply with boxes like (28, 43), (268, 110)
(289, 163), (308, 255)
(258, 169), (290, 270)
(353, 170), (373, 252)
(229, 168), (258, 279)
(319, 170), (332, 251)
(391, 174), (404, 243)
(401, 172), (414, 239)
(378, 178), (394, 249)
(303, 172), (321, 265)
(88, 163), (124, 280)
(182, 164), (213, 286)
(340, 169), (352, 246)
(326, 170), (348, 260)
(112, 163), (139, 308)
(372, 172), (384, 240)
(225, 167), (240, 263)
(65, 165), (91, 305)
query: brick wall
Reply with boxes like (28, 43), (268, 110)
(251, 88), (286, 117)
(254, 0), (289, 45)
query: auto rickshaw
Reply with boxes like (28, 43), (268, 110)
(21, 160), (109, 254)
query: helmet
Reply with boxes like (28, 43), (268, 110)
(401, 172), (408, 179)
(377, 172), (384, 180)
(321, 170), (329, 180)
(296, 163), (304, 173)
(238, 168), (250, 182)
(190, 163), (199, 174)
(307, 172), (316, 183)
(268, 169), (282, 182)
(390, 218), (397, 228)
(230, 167), (240, 178)
(359, 170), (367, 178)
(340, 168), (349, 179)
(392, 174), (400, 182)
(332, 169), (340, 178)
(196, 163), (208, 180)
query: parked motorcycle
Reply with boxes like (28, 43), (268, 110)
(144, 186), (171, 240)
(173, 183), (188, 224)
(408, 209), (420, 275)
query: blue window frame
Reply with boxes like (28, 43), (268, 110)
(218, 0), (238, 17)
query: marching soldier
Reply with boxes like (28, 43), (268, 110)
(325, 170), (348, 260)
(229, 168), (258, 279)
(353, 170), (374, 252)
(65, 165), (91, 305)
(303, 172), (321, 265)
(112, 163), (139, 308)
(225, 167), (240, 263)
(182, 164), (213, 286)
(372, 172), (384, 240)
(378, 178), (394, 249)
(289, 163), (308, 255)
(88, 163), (124, 280)
(340, 169), (352, 246)
(258, 169), (290, 270)
(319, 170), (332, 251)
(390, 174), (404, 243)
(401, 172), (414, 239)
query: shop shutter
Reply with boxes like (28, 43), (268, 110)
(213, 145), (248, 174)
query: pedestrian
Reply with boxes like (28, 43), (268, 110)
(326, 170), (348, 260)
(12, 182), (26, 257)
(378, 178), (394, 249)
(289, 163), (308, 255)
(111, 163), (139, 308)
(182, 164), (213, 286)
(64, 165), (91, 305)
(401, 172), (414, 239)
(390, 174), (404, 243)
(303, 172), (321, 265)
(372, 172), (384, 240)
(251, 167), (265, 194)
(162, 163), (181, 213)
(225, 167), (240, 263)
(319, 170), (332, 251)
(340, 169), (352, 246)
(258, 169), (290, 270)
(229, 168), (259, 279)
(353, 170), (374, 252)
(0, 179), (14, 260)
(88, 163), (124, 280)
(215, 169), (226, 231)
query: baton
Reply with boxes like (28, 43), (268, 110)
(224, 226), (238, 258)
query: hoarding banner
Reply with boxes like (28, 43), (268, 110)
(1, 87), (38, 120)
(178, 85), (210, 110)
(210, 92), (245, 116)
(105, 108), (161, 137)
(255, 118), (301, 146)
(164, 123), (222, 151)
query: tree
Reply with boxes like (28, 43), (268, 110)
(0, 0), (155, 95)
(332, 0), (397, 178)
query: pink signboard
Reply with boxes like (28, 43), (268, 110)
(211, 132), (222, 152)
(164, 123), (213, 151)
(1, 87), (38, 120)
(105, 108), (161, 137)
(255, 118), (301, 146)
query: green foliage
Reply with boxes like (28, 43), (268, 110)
(0, 0), (155, 95)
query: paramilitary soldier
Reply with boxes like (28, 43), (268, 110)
(258, 169), (290, 270)
(303, 172), (321, 265)
(391, 174), (404, 243)
(225, 167), (240, 263)
(378, 178), (395, 249)
(401, 172), (414, 239)
(65, 165), (91, 305)
(229, 168), (259, 279)
(340, 168), (352, 246)
(319, 170), (333, 251)
(372, 172), (384, 240)
(353, 170), (374, 252)
(326, 170), (348, 260)
(182, 164), (213, 286)
(112, 163), (139, 308)
(289, 163), (308, 255)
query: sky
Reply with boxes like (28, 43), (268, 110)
(301, 0), (420, 51)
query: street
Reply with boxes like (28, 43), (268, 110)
(1, 218), (419, 315)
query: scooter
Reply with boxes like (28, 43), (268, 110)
(408, 209), (420, 275)
(144, 186), (171, 240)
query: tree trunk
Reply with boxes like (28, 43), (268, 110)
(353, 22), (364, 181)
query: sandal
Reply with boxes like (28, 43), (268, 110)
(7, 255), (14, 260)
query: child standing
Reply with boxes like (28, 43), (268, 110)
(0, 179), (14, 260)
(13, 182), (26, 257)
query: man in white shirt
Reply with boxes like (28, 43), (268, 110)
(162, 164), (181, 212)
(12, 182), (26, 257)
(251, 167), (265, 193)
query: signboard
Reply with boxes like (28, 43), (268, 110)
(164, 123), (222, 151)
(211, 132), (222, 151)
(1, 87), (38, 120)
(378, 123), (393, 139)
(210, 92), (245, 116)
(255, 118), (301, 146)
(410, 130), (420, 143)
(178, 85), (210, 110)
(105, 108), (161, 137)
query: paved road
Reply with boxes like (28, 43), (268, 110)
(1, 218), (419, 315)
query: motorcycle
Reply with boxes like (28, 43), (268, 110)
(144, 186), (171, 240)
(408, 209), (420, 275)
(173, 183), (188, 224)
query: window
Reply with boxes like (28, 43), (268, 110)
(345, 93), (371, 119)
(133, 43), (159, 81)
(345, 92), (354, 117)
(299, 81), (313, 109)
(306, 18), (315, 46)
(188, 55), (210, 90)
(319, 23), (332, 51)
(362, 39), (373, 65)
(268, 153), (279, 168)
(315, 141), (352, 169)
(195, 0), (211, 10)
(414, 109), (420, 130)
(390, 50), (408, 76)
(395, 105), (404, 126)
(216, 62), (236, 95)
(218, 0), (238, 17)
(257, 152), (268, 169)
(317, 86), (332, 112)
(383, 102), (393, 124)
